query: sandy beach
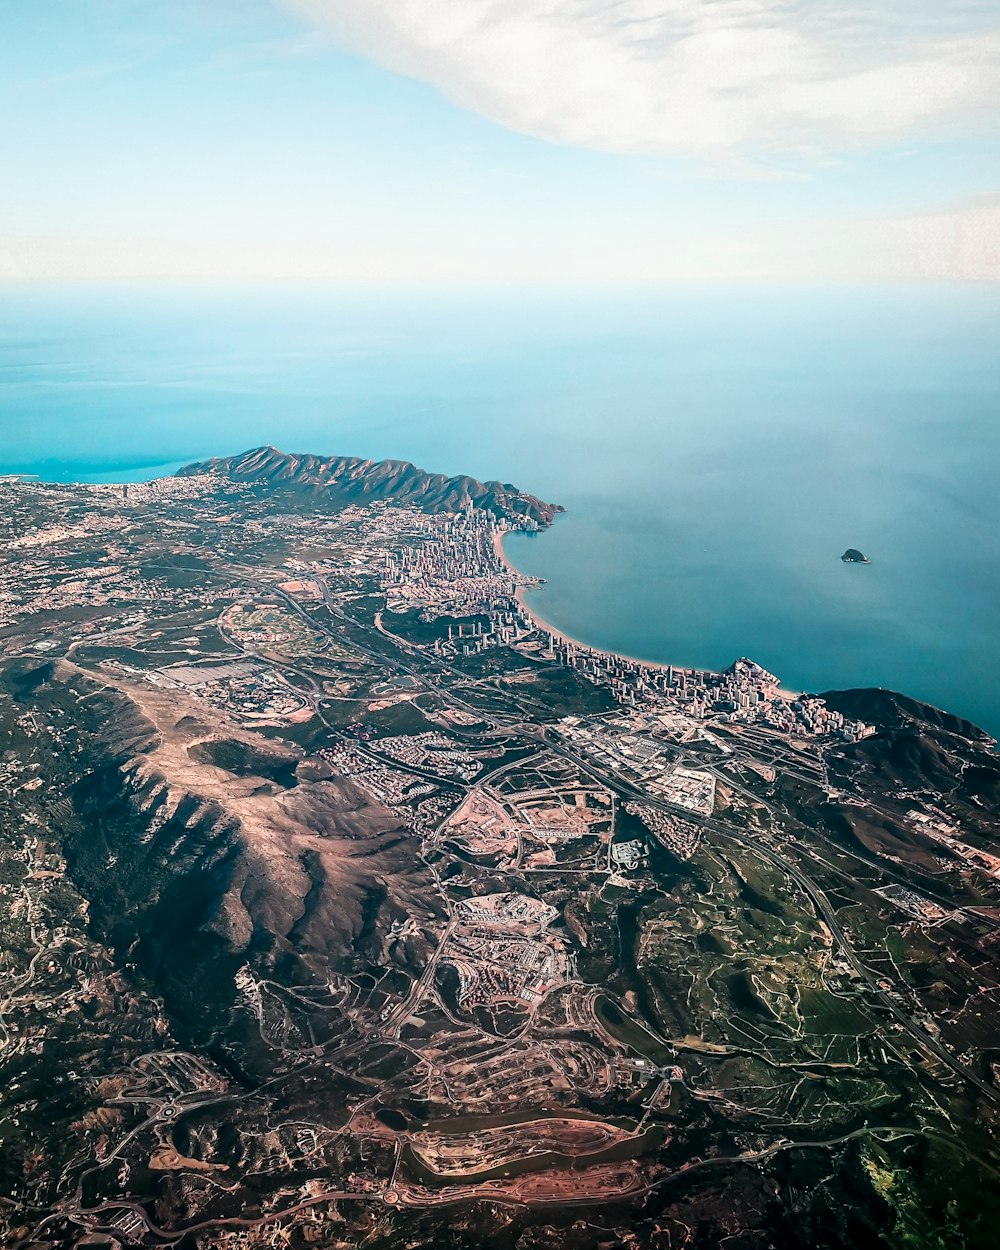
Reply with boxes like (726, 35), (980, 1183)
(495, 527), (803, 699)
(495, 528), (686, 679)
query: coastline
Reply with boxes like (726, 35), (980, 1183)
(497, 528), (701, 680)
(497, 526), (993, 742)
(496, 527), (806, 703)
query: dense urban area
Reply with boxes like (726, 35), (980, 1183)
(1, 447), (999, 1250)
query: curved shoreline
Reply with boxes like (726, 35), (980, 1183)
(498, 527), (993, 743)
(496, 528), (813, 701)
(498, 530), (700, 680)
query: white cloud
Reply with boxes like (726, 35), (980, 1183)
(282, 0), (1000, 155)
(856, 194), (1000, 281)
(5, 193), (997, 283)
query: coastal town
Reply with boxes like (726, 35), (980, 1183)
(377, 502), (876, 746)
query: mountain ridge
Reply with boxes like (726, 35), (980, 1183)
(177, 445), (563, 528)
(819, 686), (993, 745)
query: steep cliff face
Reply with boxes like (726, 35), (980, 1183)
(0, 658), (442, 1033)
(176, 445), (563, 527)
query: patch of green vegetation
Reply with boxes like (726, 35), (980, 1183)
(492, 665), (619, 719)
(595, 995), (673, 1066)
(726, 854), (787, 919)
(799, 986), (874, 1036)
(861, 1141), (967, 1250)
(363, 699), (435, 736)
(382, 609), (490, 646)
(724, 967), (778, 1022)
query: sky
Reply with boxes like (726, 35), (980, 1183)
(1, 0), (998, 282)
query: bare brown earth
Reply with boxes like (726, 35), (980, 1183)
(1, 656), (443, 1001)
(115, 674), (441, 961)
(147, 1148), (225, 1173)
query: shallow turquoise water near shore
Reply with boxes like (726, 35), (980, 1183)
(2, 282), (998, 737)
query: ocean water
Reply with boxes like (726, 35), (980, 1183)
(2, 282), (999, 738)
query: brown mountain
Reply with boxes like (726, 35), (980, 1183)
(177, 445), (563, 528)
(0, 656), (443, 1038)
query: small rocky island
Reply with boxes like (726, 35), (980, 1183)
(841, 548), (870, 563)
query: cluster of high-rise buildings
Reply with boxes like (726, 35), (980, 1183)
(545, 635), (873, 741)
(381, 508), (875, 743)
(383, 510), (535, 619)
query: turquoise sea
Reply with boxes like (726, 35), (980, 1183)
(2, 283), (998, 738)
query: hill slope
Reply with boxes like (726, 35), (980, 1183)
(819, 686), (991, 745)
(177, 445), (563, 528)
